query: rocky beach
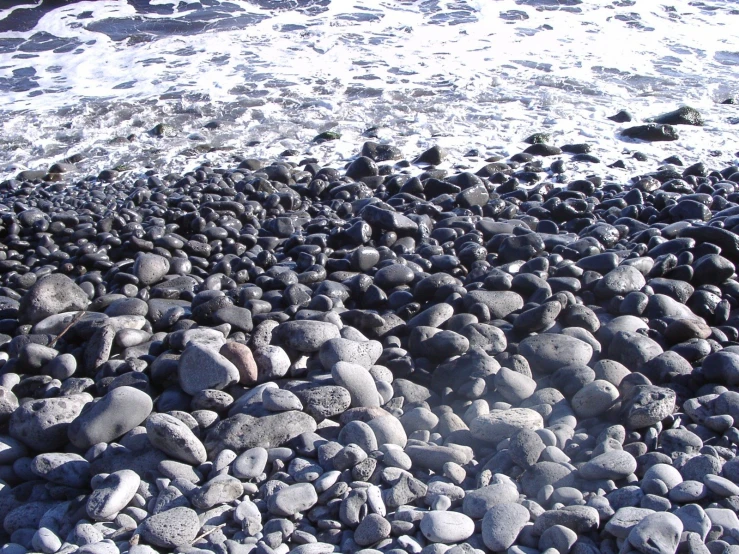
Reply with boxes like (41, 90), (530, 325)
(1, 106), (739, 554)
(1, 1), (739, 554)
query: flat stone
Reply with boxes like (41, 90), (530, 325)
(420, 511), (475, 543)
(579, 450), (637, 481)
(518, 334), (593, 374)
(205, 411), (317, 456)
(470, 408), (544, 444)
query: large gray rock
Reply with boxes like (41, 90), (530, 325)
(462, 290), (524, 319)
(272, 320), (341, 352)
(518, 334), (593, 374)
(482, 503), (530, 551)
(294, 386), (352, 421)
(627, 512), (683, 554)
(595, 265), (646, 298)
(139, 507), (200, 548)
(205, 411), (317, 456)
(68, 386), (152, 449)
(10, 394), (92, 451)
(178, 343), (240, 395)
(19, 274), (90, 325)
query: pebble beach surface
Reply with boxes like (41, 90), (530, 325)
(1, 110), (739, 554)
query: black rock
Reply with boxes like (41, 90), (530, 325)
(651, 106), (704, 126)
(608, 110), (633, 123)
(415, 145), (447, 165)
(621, 124), (679, 142)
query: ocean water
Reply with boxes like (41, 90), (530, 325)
(0, 0), (737, 181)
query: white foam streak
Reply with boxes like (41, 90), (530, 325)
(0, 0), (738, 180)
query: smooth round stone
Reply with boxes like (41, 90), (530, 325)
(332, 362), (381, 408)
(400, 407), (439, 433)
(518, 334), (593, 374)
(571, 380), (620, 418)
(139, 507), (200, 548)
(627, 512), (683, 554)
(178, 343), (240, 396)
(579, 450), (637, 481)
(338, 420), (378, 453)
(673, 504), (710, 540)
(267, 483), (318, 516)
(354, 513), (392, 546)
(31, 452), (90, 488)
(350, 246), (381, 272)
(68, 386), (153, 449)
(133, 253), (170, 286)
(608, 331), (664, 369)
(593, 359), (631, 387)
(374, 264), (415, 288)
(367, 415), (407, 448)
(145, 413), (207, 465)
(470, 408), (544, 444)
(87, 469), (140, 521)
(482, 502), (531, 551)
(32, 527), (62, 554)
(705, 508), (739, 535)
(420, 511), (474, 543)
(668, 480), (708, 503)
(643, 463), (683, 491)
